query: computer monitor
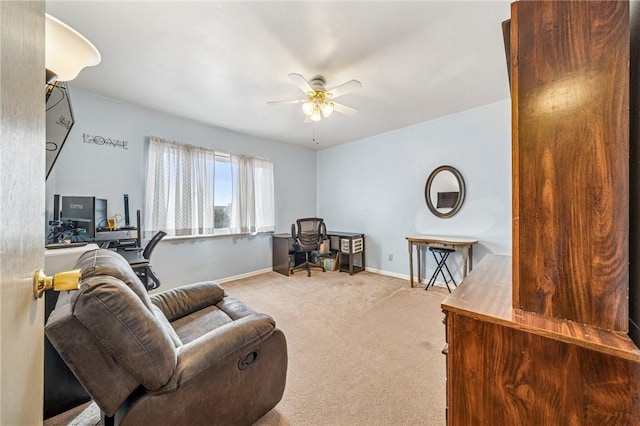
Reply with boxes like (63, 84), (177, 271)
(60, 196), (107, 239)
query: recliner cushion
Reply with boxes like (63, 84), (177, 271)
(150, 281), (226, 322)
(170, 297), (258, 344)
(45, 291), (141, 417)
(71, 275), (177, 390)
(151, 304), (183, 347)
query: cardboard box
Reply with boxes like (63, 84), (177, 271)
(319, 239), (330, 254)
(323, 252), (340, 271)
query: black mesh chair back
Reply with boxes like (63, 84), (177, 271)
(291, 218), (326, 277)
(295, 219), (325, 250)
(143, 230), (167, 260)
(138, 230), (166, 290)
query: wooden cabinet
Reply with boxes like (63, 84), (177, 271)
(442, 1), (640, 424)
(511, 0), (629, 331)
(443, 256), (640, 424)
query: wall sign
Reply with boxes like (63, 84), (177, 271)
(83, 133), (128, 150)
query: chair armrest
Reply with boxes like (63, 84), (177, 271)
(158, 313), (276, 392)
(150, 281), (226, 321)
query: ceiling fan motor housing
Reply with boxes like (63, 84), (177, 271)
(309, 76), (326, 92)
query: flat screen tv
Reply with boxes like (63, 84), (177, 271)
(46, 82), (74, 179)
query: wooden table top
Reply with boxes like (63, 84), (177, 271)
(442, 254), (640, 363)
(406, 235), (478, 245)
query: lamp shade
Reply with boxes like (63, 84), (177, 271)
(45, 14), (101, 82)
(302, 101), (314, 116)
(309, 105), (322, 122)
(320, 102), (334, 118)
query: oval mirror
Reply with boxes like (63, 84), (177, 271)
(424, 165), (466, 219)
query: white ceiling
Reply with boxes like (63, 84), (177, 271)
(46, 1), (512, 150)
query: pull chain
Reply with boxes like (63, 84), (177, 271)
(312, 123), (319, 145)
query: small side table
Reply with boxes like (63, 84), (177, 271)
(328, 232), (365, 275)
(406, 235), (477, 288)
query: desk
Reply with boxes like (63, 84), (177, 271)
(272, 234), (295, 276)
(116, 248), (149, 271)
(96, 228), (140, 249)
(44, 243), (101, 275)
(272, 231), (366, 276)
(406, 235), (478, 288)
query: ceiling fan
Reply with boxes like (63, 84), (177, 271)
(269, 73), (362, 122)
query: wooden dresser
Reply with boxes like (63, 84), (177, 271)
(442, 1), (640, 423)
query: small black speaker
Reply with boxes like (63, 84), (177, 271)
(53, 194), (60, 221)
(124, 194), (130, 226)
(136, 209), (142, 248)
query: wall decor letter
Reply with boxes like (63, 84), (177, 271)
(83, 133), (129, 150)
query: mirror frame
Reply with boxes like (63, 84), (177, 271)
(424, 165), (466, 219)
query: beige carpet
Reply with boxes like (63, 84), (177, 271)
(45, 270), (449, 426)
(225, 270), (448, 426)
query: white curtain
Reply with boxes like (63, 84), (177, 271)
(230, 154), (275, 234)
(145, 137), (216, 237)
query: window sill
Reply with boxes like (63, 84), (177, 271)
(161, 231), (274, 242)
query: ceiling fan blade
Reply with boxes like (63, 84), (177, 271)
(326, 79), (362, 99)
(268, 99), (305, 105)
(332, 102), (358, 116)
(288, 73), (314, 95)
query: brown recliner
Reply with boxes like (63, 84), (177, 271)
(45, 249), (287, 426)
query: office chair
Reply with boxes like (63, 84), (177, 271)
(136, 230), (166, 290)
(290, 218), (326, 277)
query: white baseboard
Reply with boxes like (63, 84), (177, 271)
(365, 267), (408, 280)
(217, 267), (272, 283)
(218, 266), (451, 290)
(365, 267), (451, 289)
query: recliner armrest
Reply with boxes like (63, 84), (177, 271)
(150, 281), (226, 321)
(157, 313), (276, 392)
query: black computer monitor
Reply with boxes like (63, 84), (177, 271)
(60, 196), (107, 239)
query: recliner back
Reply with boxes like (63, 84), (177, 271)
(45, 249), (177, 417)
(76, 248), (152, 308)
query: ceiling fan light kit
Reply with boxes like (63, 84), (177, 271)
(269, 73), (361, 123)
(302, 86), (335, 121)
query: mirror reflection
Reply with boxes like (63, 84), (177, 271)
(425, 165), (466, 218)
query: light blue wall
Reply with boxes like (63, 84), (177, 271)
(316, 99), (512, 281)
(47, 89), (511, 287)
(47, 88), (317, 287)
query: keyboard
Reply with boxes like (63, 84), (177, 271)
(45, 242), (88, 250)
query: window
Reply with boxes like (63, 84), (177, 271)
(144, 137), (274, 237)
(214, 155), (231, 230)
